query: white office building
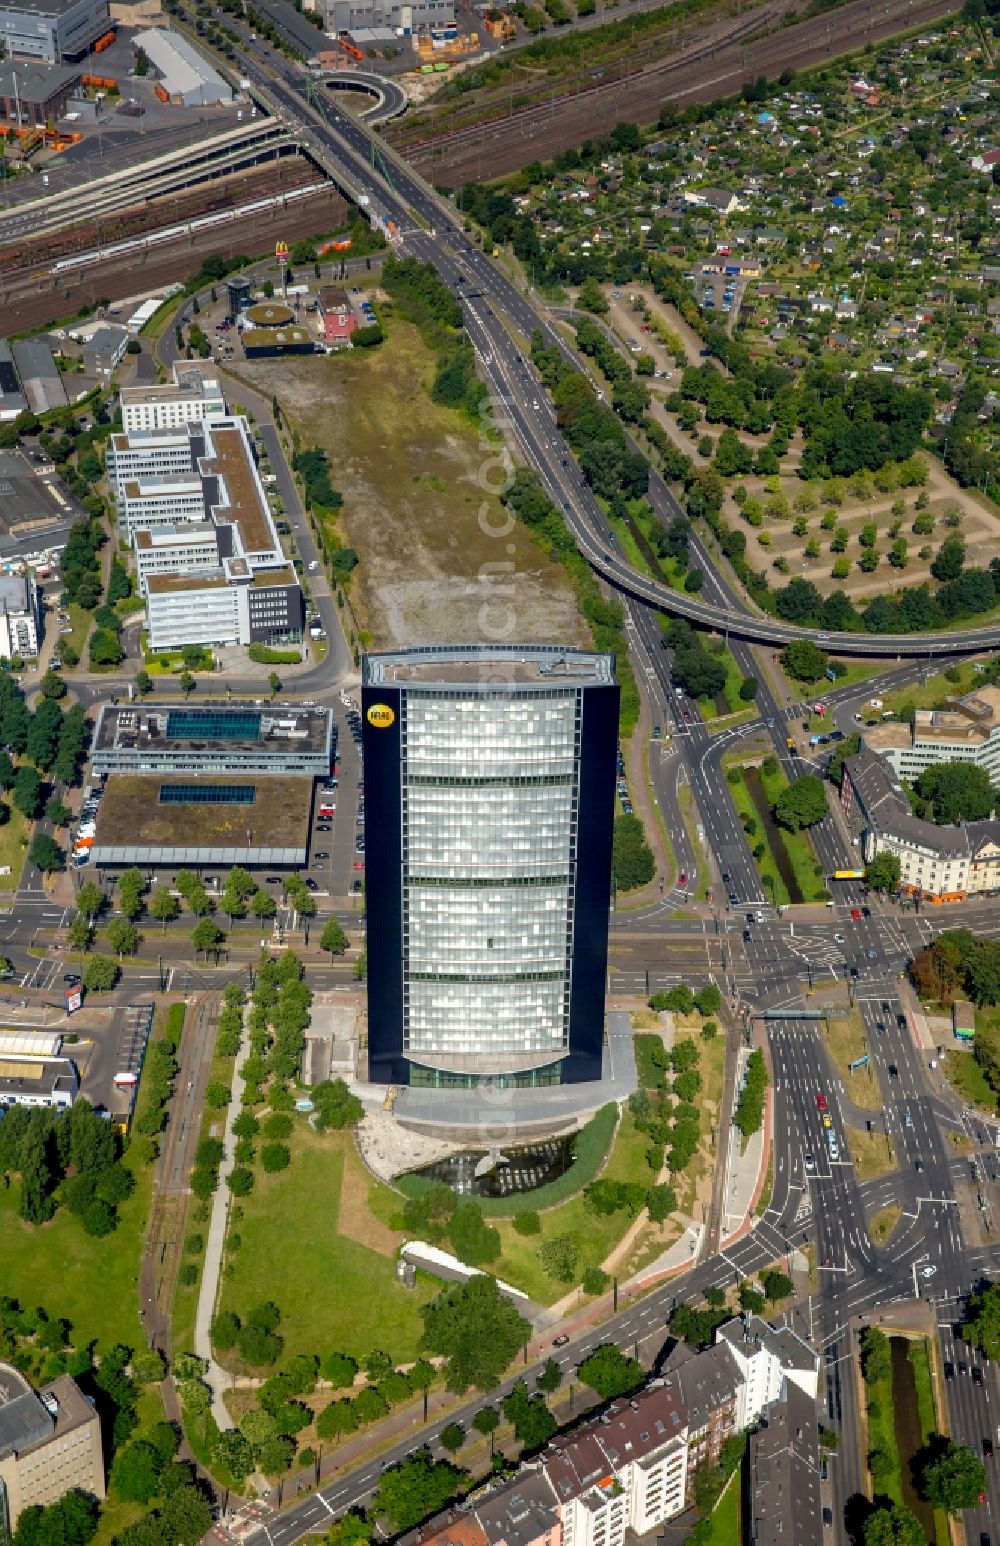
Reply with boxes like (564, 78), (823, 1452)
(0, 574), (39, 660)
(119, 361), (225, 434)
(864, 682), (1000, 783)
(105, 394), (303, 653)
(716, 1316), (821, 1429)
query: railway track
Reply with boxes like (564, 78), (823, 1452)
(393, 0), (790, 153)
(400, 0), (957, 184)
(140, 993), (221, 1358)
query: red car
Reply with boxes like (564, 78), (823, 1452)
(851, 908), (861, 920)
(816, 1094), (828, 1112)
(679, 872), (686, 886)
(352, 861), (365, 871)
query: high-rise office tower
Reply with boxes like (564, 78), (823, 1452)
(362, 645), (619, 1088)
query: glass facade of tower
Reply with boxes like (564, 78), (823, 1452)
(363, 646), (619, 1087)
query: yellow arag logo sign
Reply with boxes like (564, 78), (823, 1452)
(366, 703), (395, 728)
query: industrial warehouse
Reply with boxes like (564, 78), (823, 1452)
(89, 702), (333, 871)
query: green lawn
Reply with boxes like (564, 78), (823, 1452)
(881, 661), (990, 718)
(0, 1147), (151, 1356)
(945, 1047), (997, 1114)
(823, 1011), (883, 1111)
(61, 602), (92, 665)
(754, 759), (828, 903)
(864, 1363), (903, 1506)
(0, 801), (29, 895)
(702, 1468), (741, 1545)
(908, 1339), (951, 1546)
(491, 1109), (657, 1304)
(217, 1125), (437, 1363)
(790, 659), (882, 699)
(697, 646), (756, 723)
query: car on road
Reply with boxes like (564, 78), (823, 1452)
(974, 1366), (985, 1386)
(304, 878), (318, 890)
(315, 823), (331, 831)
(851, 907), (862, 920)
(804, 1154), (815, 1172)
(915, 1158), (923, 1172)
(888, 1064), (898, 1077)
(63, 973), (81, 985)
(553, 1334), (569, 1347)
(822, 1114), (832, 1129)
(678, 872), (686, 886)
(314, 851), (329, 860)
(904, 1112), (913, 1127)
(849, 966), (859, 980)
(822, 1509), (833, 1529)
(834, 932), (845, 943)
(816, 1094), (828, 1111)
(920, 1265), (937, 1279)
(897, 1013), (907, 1029)
(945, 1361), (955, 1379)
(828, 1141), (840, 1161)
(728, 891), (739, 906)
(881, 1001), (891, 1014)
(743, 930), (752, 943)
(353, 861), (365, 871)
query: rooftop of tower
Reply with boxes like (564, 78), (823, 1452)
(363, 645), (616, 688)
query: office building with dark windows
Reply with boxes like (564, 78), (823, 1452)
(362, 645), (619, 1089)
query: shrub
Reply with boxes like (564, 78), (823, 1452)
(261, 1144), (291, 1173)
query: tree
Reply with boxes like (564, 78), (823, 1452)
(761, 1268), (793, 1302)
(448, 1199), (501, 1267)
(859, 1326), (892, 1384)
(178, 671), (196, 699)
(538, 1234), (579, 1282)
(110, 1439), (163, 1503)
(965, 1283), (1000, 1366)
(373, 1449), (470, 1532)
(863, 1505), (926, 1546)
(502, 1379), (557, 1450)
(613, 813), (655, 892)
(420, 1275), (530, 1393)
(192, 917), (224, 960)
(161, 1485), (212, 1546)
(151, 888), (179, 930)
(67, 916), (92, 952)
(866, 853), (901, 893)
(83, 956), (119, 991)
(321, 1350), (358, 1388)
(439, 1422), (465, 1454)
(576, 276), (608, 315)
(473, 1406), (499, 1439)
(134, 669), (152, 698)
(577, 1345), (643, 1400)
(320, 917), (348, 957)
(915, 762), (994, 824)
(919, 1440), (986, 1514)
(29, 834), (63, 873)
(931, 534), (965, 582)
(44, 797), (71, 827)
(780, 639), (829, 682)
(75, 881), (105, 919)
(107, 918), (140, 958)
(773, 774), (827, 832)
(13, 766), (42, 818)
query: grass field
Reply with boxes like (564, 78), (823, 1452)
(864, 1359), (904, 1506)
(0, 1146), (151, 1355)
(881, 660), (990, 718)
(908, 1338), (951, 1546)
(823, 1011), (883, 1111)
(945, 1047), (998, 1114)
(232, 321), (586, 652)
(702, 1468), (741, 1544)
(868, 1204), (902, 1244)
(726, 762), (825, 907)
(490, 1108), (662, 1304)
(696, 646), (758, 724)
(789, 660), (882, 699)
(0, 801), (29, 895)
(61, 602), (92, 666)
(844, 1124), (896, 1182)
(217, 1124), (437, 1363)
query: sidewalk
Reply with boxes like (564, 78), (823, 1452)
(194, 1003), (249, 1429)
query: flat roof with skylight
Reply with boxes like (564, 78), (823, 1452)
(364, 644), (616, 689)
(92, 701), (333, 777)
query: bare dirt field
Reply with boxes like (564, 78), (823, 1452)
(237, 320), (587, 650)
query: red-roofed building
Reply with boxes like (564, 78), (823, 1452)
(323, 310), (358, 348)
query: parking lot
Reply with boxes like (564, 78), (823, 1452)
(306, 697), (364, 899)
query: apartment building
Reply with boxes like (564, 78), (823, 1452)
(0, 1367), (104, 1536)
(748, 1383), (823, 1546)
(0, 574), (38, 661)
(107, 393), (304, 652)
(119, 362), (226, 434)
(842, 747), (1000, 901)
(410, 1316), (820, 1546)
